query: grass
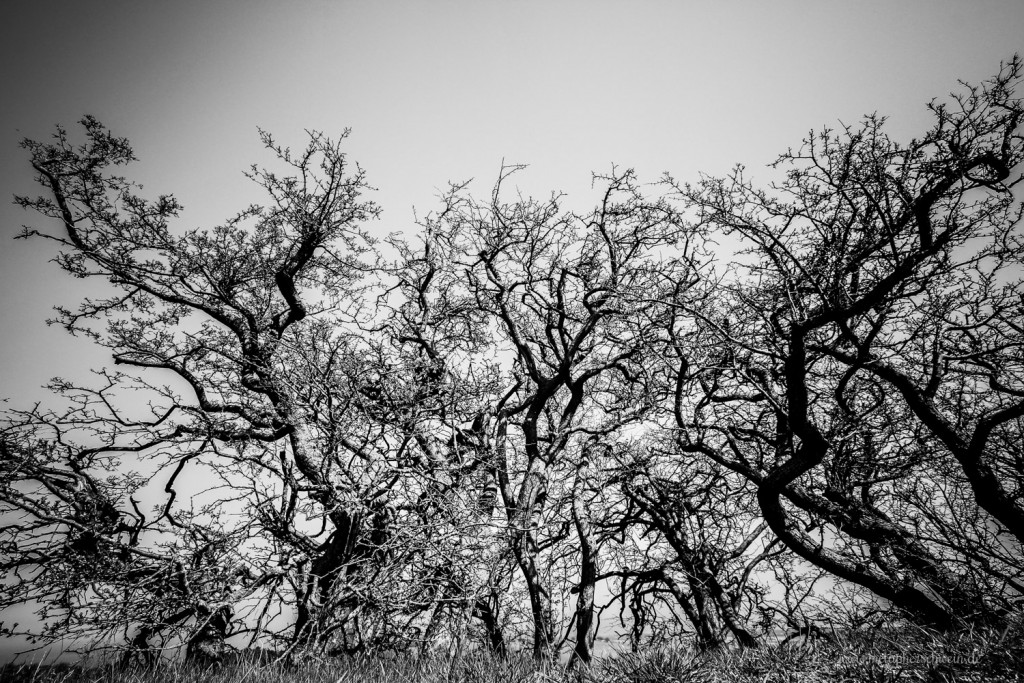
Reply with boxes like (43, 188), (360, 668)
(2, 624), (1021, 683)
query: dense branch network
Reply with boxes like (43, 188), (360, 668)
(1, 58), (1022, 664)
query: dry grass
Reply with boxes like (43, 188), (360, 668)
(2, 624), (1021, 683)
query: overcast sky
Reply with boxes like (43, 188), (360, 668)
(1, 0), (1022, 404)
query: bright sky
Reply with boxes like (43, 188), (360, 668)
(1, 0), (1022, 401)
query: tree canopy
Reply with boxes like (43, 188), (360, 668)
(2, 59), (1023, 665)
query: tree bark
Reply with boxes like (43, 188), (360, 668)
(570, 451), (598, 667)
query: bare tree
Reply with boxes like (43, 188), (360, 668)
(5, 61), (1023, 664)
(407, 166), (703, 661)
(606, 439), (777, 650)
(5, 119), (386, 658)
(670, 58), (1024, 629)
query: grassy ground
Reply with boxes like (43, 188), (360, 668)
(2, 626), (1021, 682)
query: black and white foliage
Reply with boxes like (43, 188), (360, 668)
(1, 60), (1022, 664)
